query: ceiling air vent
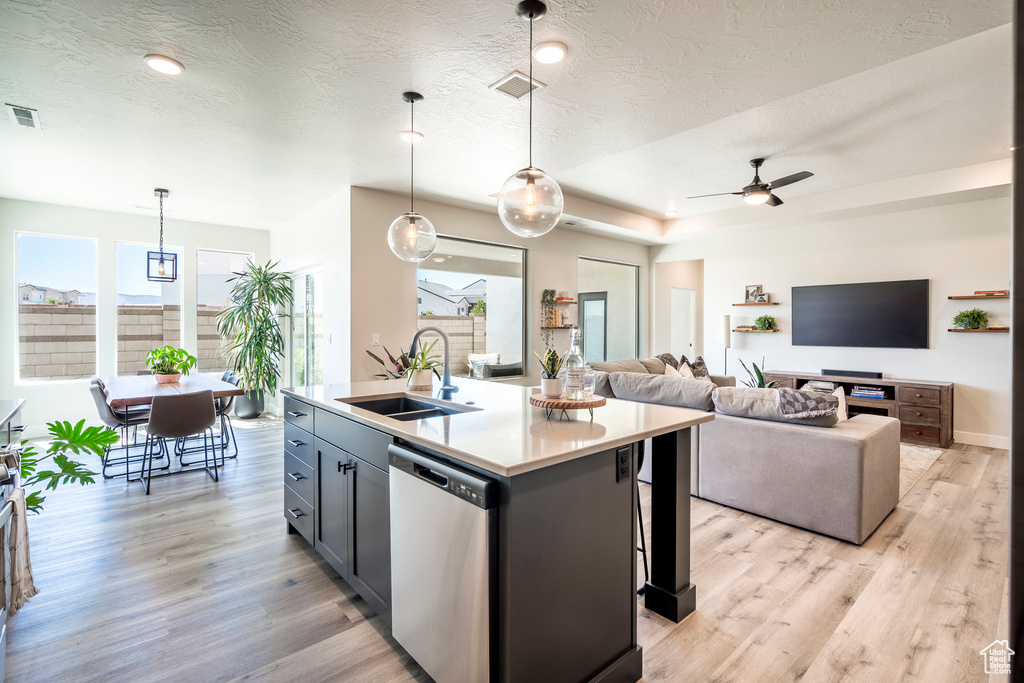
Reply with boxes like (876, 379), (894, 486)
(5, 104), (40, 129)
(489, 71), (545, 99)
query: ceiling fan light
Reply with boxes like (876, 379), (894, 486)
(743, 188), (770, 205)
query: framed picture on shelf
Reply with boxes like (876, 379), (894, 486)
(745, 285), (762, 303)
(755, 292), (770, 304)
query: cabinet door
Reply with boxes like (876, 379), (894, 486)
(316, 438), (350, 580)
(348, 456), (391, 621)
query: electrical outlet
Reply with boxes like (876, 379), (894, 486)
(372, 333), (380, 346)
(615, 446), (630, 482)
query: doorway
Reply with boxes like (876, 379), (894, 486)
(670, 288), (696, 359)
(578, 292), (608, 364)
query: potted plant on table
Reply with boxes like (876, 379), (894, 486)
(146, 345), (197, 383)
(406, 339), (443, 391)
(534, 348), (565, 398)
(218, 259), (293, 419)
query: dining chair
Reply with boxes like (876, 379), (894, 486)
(89, 379), (158, 479)
(217, 375), (240, 459)
(139, 390), (218, 495)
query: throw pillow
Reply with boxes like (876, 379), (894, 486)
(712, 386), (839, 428)
(655, 352), (680, 370)
(609, 372), (715, 411)
(832, 387), (848, 423)
(677, 362), (694, 379)
(679, 354), (712, 383)
(664, 364), (682, 378)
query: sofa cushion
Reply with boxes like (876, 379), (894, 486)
(588, 359), (649, 374)
(713, 386), (839, 427)
(591, 370), (613, 398)
(833, 387), (848, 423)
(609, 372), (715, 411)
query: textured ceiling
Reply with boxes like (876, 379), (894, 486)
(0, 0), (1012, 230)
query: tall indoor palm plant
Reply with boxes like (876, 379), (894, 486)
(218, 259), (292, 418)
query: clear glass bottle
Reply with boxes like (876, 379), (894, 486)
(563, 325), (586, 400)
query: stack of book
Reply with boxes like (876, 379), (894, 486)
(555, 296), (576, 304)
(801, 380), (835, 393)
(851, 385), (886, 399)
(975, 289), (1009, 296)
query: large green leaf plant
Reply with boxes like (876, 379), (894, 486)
(18, 420), (119, 514)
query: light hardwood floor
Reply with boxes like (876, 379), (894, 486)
(5, 421), (1008, 682)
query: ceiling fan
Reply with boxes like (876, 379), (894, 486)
(687, 158), (813, 207)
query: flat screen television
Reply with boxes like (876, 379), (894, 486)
(792, 279), (929, 349)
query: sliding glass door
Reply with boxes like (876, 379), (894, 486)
(291, 270), (324, 386)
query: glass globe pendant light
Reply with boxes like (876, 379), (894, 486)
(387, 91), (437, 262)
(496, 0), (563, 238)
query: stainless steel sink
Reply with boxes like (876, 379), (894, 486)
(338, 395), (481, 421)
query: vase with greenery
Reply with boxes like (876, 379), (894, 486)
(534, 347), (564, 397)
(739, 357), (779, 389)
(540, 289), (557, 347)
(146, 345), (197, 383)
(218, 259), (292, 419)
(406, 339), (443, 390)
(952, 308), (988, 330)
(17, 420), (119, 514)
(754, 315), (777, 331)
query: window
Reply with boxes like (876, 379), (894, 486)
(416, 237), (526, 377)
(17, 234), (97, 381)
(115, 243), (183, 374)
(291, 270), (324, 386)
(196, 250), (253, 372)
(578, 258), (639, 363)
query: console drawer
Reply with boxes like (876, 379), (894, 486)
(284, 484), (314, 545)
(315, 408), (392, 471)
(901, 423), (940, 444)
(284, 422), (315, 467)
(284, 397), (314, 432)
(898, 404), (940, 426)
(284, 452), (315, 506)
(898, 386), (940, 406)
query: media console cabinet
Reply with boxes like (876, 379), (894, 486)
(763, 371), (953, 448)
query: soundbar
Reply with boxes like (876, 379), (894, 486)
(822, 369), (883, 379)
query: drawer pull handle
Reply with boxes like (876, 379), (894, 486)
(287, 411), (306, 418)
(287, 439), (304, 447)
(915, 430), (922, 436)
(915, 394), (922, 398)
(287, 472), (306, 481)
(916, 412), (922, 416)
(287, 507), (305, 519)
(339, 461), (356, 474)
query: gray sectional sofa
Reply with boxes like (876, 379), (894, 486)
(588, 357), (901, 544)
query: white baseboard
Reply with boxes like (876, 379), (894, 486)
(954, 430), (1010, 450)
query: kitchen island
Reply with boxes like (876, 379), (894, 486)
(281, 378), (713, 683)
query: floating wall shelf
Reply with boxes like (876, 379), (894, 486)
(733, 328), (780, 333)
(948, 328), (1009, 333)
(732, 302), (780, 306)
(948, 295), (1009, 300)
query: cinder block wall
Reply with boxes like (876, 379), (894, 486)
(415, 314), (486, 376)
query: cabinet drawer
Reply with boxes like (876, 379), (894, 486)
(764, 375), (795, 389)
(898, 404), (941, 426)
(315, 409), (392, 471)
(284, 397), (314, 432)
(898, 386), (940, 406)
(901, 423), (940, 444)
(284, 484), (314, 545)
(284, 452), (315, 506)
(284, 422), (315, 467)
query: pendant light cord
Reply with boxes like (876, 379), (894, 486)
(158, 191), (165, 257)
(410, 101), (415, 212)
(528, 15), (533, 169)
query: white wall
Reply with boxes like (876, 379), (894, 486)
(346, 187), (651, 383)
(653, 195), (1011, 447)
(653, 259), (704, 359)
(578, 258), (639, 361)
(0, 198), (270, 434)
(270, 188), (352, 387)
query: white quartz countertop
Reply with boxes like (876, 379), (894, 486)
(282, 378), (714, 477)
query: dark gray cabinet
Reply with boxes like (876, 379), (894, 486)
(316, 438), (351, 580)
(283, 399), (392, 622)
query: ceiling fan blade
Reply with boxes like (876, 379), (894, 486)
(687, 192), (743, 199)
(766, 171), (813, 189)
(765, 194), (783, 207)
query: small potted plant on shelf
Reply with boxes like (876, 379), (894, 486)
(406, 339), (443, 391)
(534, 347), (565, 398)
(146, 345), (198, 383)
(952, 308), (988, 330)
(754, 315), (777, 331)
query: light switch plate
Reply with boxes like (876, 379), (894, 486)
(372, 334), (380, 346)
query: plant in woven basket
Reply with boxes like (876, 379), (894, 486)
(952, 308), (988, 330)
(754, 315), (777, 331)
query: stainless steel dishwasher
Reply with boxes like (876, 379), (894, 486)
(388, 444), (497, 683)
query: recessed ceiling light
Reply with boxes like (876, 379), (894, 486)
(665, 210), (678, 218)
(399, 130), (424, 143)
(144, 54), (184, 75)
(533, 42), (567, 64)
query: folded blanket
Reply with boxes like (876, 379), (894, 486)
(4, 488), (38, 616)
(778, 387), (838, 418)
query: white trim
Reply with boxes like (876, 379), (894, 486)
(954, 430), (1009, 450)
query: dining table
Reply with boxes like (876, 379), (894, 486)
(104, 373), (245, 479)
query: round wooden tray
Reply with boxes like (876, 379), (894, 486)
(529, 394), (606, 410)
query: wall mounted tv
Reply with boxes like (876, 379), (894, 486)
(792, 279), (929, 349)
